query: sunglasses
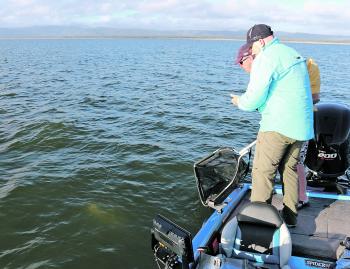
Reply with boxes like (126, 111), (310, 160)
(239, 56), (251, 65)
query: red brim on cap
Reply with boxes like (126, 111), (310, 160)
(235, 43), (252, 64)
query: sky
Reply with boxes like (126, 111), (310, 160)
(1, 0), (350, 36)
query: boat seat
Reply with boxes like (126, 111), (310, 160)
(220, 202), (292, 269)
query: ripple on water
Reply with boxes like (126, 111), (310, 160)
(0, 179), (17, 199)
(0, 92), (17, 98)
(6, 121), (88, 152)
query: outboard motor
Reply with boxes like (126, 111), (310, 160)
(304, 103), (350, 193)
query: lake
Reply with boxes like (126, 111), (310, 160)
(0, 38), (349, 269)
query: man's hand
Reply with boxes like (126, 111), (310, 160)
(230, 94), (240, 107)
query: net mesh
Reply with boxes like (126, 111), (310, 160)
(194, 148), (248, 205)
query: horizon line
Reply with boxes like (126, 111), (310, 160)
(0, 25), (350, 38)
(0, 35), (349, 45)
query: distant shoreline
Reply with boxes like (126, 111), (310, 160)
(0, 35), (349, 45)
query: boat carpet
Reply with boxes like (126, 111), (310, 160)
(271, 194), (350, 261)
(223, 191), (349, 261)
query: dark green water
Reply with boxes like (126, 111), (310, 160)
(0, 39), (349, 269)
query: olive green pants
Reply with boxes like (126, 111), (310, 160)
(250, 131), (303, 214)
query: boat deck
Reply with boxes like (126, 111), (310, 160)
(272, 194), (350, 261)
(226, 191), (350, 261)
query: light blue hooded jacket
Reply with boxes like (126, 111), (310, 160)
(238, 38), (314, 141)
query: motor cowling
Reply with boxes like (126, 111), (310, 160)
(304, 103), (350, 178)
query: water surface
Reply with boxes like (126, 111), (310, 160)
(0, 38), (349, 269)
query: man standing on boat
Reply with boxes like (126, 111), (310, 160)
(231, 24), (314, 227)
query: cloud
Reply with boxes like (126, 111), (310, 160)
(1, 0), (350, 35)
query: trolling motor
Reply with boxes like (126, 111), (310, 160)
(304, 103), (350, 194)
